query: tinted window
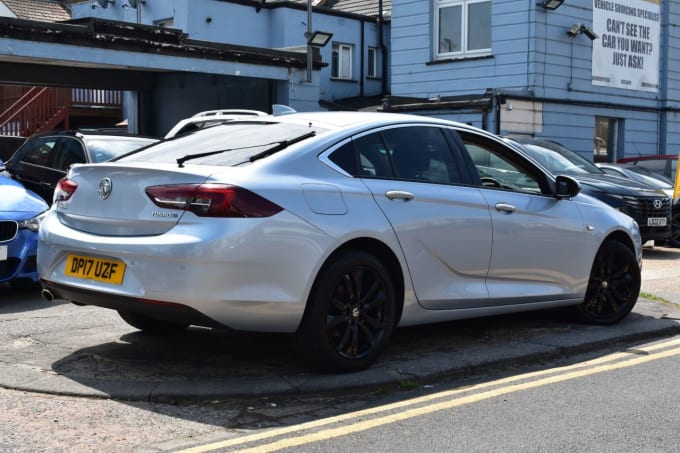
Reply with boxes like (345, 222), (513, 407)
(381, 126), (459, 184)
(21, 137), (58, 167)
(354, 133), (393, 178)
(84, 137), (158, 162)
(53, 138), (86, 171)
(121, 123), (326, 166)
(328, 141), (358, 175)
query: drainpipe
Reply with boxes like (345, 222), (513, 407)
(360, 19), (365, 97)
(378, 0), (387, 95)
(307, 0), (313, 83)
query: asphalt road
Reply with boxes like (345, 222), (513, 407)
(0, 244), (679, 452)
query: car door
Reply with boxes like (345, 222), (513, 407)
(354, 125), (494, 310)
(456, 130), (590, 301)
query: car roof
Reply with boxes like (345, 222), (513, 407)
(165, 110), (485, 140)
(27, 130), (158, 141)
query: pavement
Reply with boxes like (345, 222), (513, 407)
(1, 245), (680, 402)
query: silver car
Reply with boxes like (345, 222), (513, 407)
(38, 112), (642, 372)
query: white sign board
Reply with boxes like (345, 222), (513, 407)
(592, 0), (661, 93)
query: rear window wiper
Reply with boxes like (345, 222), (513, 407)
(176, 130), (316, 167)
(246, 131), (316, 163)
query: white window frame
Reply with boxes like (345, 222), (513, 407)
(332, 43), (353, 80)
(434, 0), (491, 60)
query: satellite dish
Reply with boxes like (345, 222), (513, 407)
(94, 0), (113, 8)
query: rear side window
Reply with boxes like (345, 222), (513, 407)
(382, 127), (459, 184)
(53, 138), (86, 171)
(355, 133), (393, 178)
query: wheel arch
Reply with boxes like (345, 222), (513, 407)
(602, 230), (637, 255)
(298, 237), (406, 332)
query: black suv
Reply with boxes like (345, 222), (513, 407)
(509, 138), (672, 244)
(3, 130), (157, 203)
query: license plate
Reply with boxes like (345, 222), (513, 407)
(0, 245), (6, 261)
(647, 217), (667, 227)
(65, 254), (126, 285)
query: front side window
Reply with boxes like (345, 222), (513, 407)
(21, 137), (58, 167)
(462, 134), (543, 194)
(332, 43), (353, 80)
(435, 0), (491, 59)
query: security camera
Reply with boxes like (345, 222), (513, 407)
(582, 25), (599, 40)
(567, 24), (581, 37)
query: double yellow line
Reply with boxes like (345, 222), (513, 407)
(179, 337), (680, 453)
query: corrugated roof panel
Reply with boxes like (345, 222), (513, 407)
(269, 0), (391, 18)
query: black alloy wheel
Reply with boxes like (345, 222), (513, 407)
(573, 240), (641, 325)
(298, 250), (396, 373)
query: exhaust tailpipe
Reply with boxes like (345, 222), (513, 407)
(41, 288), (55, 302)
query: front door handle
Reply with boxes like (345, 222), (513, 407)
(385, 190), (415, 201)
(495, 203), (516, 213)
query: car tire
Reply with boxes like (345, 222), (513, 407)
(297, 250), (396, 373)
(669, 210), (680, 248)
(117, 310), (188, 334)
(571, 240), (641, 325)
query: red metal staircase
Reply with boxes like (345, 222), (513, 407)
(0, 86), (123, 137)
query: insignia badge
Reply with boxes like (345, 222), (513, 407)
(98, 178), (112, 200)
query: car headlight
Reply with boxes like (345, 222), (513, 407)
(18, 212), (47, 232)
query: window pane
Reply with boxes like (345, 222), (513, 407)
(341, 46), (351, 79)
(464, 138), (542, 193)
(383, 127), (458, 184)
(368, 47), (377, 77)
(332, 45), (339, 78)
(329, 142), (358, 175)
(468, 1), (491, 50)
(23, 138), (57, 166)
(354, 133), (393, 178)
(439, 5), (462, 53)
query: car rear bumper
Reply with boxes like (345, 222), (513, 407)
(38, 210), (334, 332)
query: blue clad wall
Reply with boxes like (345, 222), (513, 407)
(390, 0), (679, 161)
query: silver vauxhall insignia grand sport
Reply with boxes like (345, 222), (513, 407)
(38, 111), (643, 372)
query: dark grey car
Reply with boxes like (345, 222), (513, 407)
(4, 130), (157, 203)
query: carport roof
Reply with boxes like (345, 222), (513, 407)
(269, 0), (391, 19)
(1, 0), (70, 22)
(0, 16), (310, 69)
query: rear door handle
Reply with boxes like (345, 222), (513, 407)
(385, 190), (415, 201)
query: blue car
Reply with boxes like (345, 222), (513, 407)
(0, 167), (48, 289)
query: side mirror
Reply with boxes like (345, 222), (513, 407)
(555, 175), (581, 199)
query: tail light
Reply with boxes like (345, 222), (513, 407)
(54, 177), (78, 202)
(145, 183), (283, 218)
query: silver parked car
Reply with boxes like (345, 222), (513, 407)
(38, 112), (642, 372)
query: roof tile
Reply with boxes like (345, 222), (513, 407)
(2, 0), (71, 22)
